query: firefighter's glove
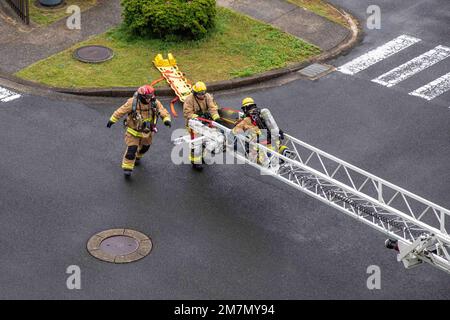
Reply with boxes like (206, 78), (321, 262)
(107, 120), (114, 128)
(164, 120), (172, 128)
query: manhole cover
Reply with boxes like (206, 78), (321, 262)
(74, 45), (114, 63)
(87, 229), (152, 263)
(34, 0), (66, 10)
(100, 236), (140, 256)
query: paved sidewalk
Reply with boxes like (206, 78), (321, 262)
(218, 0), (350, 50)
(0, 0), (122, 73)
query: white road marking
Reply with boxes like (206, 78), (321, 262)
(337, 35), (421, 75)
(0, 88), (11, 100)
(372, 45), (450, 87)
(0, 87), (21, 103)
(409, 72), (450, 100)
(2, 94), (21, 102)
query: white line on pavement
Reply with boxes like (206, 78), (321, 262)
(409, 72), (450, 101)
(2, 94), (21, 102)
(0, 88), (11, 100)
(372, 45), (450, 87)
(337, 35), (421, 75)
(0, 87), (21, 103)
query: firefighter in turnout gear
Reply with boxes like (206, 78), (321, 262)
(107, 85), (171, 177)
(183, 81), (220, 170)
(233, 97), (290, 165)
(232, 97), (262, 137)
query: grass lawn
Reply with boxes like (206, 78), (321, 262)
(288, 0), (350, 28)
(16, 7), (321, 88)
(29, 0), (97, 26)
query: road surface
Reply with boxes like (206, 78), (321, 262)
(0, 0), (449, 299)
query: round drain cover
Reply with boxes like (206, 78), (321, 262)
(100, 236), (139, 256)
(74, 45), (114, 63)
(34, 0), (66, 9)
(87, 229), (152, 264)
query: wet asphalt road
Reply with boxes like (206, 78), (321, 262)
(0, 0), (449, 299)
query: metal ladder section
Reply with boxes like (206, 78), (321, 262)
(174, 119), (450, 274)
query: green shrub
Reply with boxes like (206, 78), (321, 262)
(121, 0), (216, 39)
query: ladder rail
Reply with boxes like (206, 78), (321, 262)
(281, 134), (450, 236)
(232, 133), (450, 244)
(235, 151), (450, 275)
(284, 133), (450, 218)
(181, 119), (450, 274)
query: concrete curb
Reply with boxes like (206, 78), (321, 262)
(0, 2), (362, 98)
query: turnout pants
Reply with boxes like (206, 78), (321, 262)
(122, 132), (153, 171)
(189, 129), (204, 165)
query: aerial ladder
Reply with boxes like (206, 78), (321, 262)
(174, 115), (450, 275)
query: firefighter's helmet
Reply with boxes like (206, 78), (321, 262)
(138, 85), (155, 97)
(192, 81), (207, 95)
(241, 97), (257, 114)
(137, 85), (156, 104)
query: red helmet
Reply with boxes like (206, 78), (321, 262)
(137, 85), (155, 97)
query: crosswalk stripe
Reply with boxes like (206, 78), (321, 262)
(409, 72), (450, 101)
(372, 45), (450, 87)
(0, 87), (21, 103)
(337, 35), (421, 75)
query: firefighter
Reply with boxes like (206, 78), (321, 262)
(107, 85), (171, 177)
(183, 81), (220, 170)
(232, 97), (263, 163)
(232, 97), (262, 137)
(233, 97), (290, 165)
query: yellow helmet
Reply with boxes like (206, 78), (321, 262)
(192, 81), (207, 94)
(242, 97), (255, 108)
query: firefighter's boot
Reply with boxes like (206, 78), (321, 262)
(122, 145), (138, 175)
(124, 169), (132, 178)
(192, 163), (203, 171)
